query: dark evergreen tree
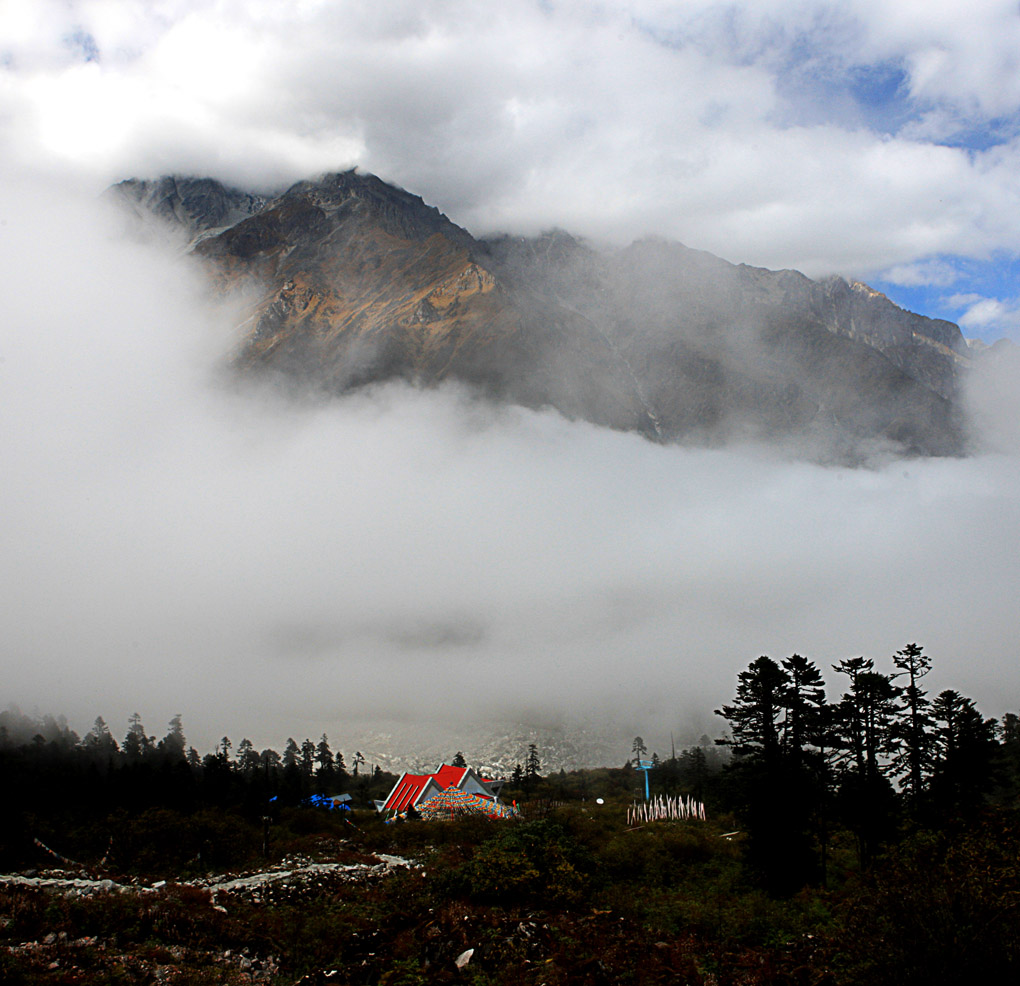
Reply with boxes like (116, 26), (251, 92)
(717, 656), (786, 763)
(315, 734), (335, 792)
(123, 713), (150, 761)
(890, 643), (934, 811)
(300, 738), (315, 778)
(280, 739), (305, 803)
(832, 658), (900, 868)
(452, 751), (467, 768)
(780, 654), (826, 767)
(157, 714), (187, 761)
(525, 744), (541, 792)
(237, 738), (260, 774)
(717, 655), (828, 893)
(780, 654), (829, 881)
(929, 690), (998, 814)
(526, 743), (541, 776)
(84, 716), (119, 760)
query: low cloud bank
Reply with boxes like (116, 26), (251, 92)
(1, 175), (1018, 755)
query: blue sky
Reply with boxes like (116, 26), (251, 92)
(876, 255), (1020, 343)
(2, 0), (1020, 341)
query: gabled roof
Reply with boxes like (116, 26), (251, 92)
(380, 763), (500, 813)
(433, 764), (469, 789)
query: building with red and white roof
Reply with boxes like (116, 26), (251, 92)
(377, 764), (504, 814)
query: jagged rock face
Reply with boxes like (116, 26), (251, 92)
(190, 172), (656, 434)
(482, 232), (966, 456)
(110, 170), (971, 458)
(105, 176), (268, 245)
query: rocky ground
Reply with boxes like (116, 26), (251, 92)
(0, 847), (418, 985)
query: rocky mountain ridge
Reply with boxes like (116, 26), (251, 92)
(109, 170), (975, 459)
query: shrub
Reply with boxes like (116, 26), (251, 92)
(831, 815), (1020, 985)
(460, 819), (597, 907)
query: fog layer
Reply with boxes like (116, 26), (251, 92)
(1, 175), (1018, 753)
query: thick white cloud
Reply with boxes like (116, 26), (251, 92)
(3, 1), (1020, 279)
(1, 174), (1019, 755)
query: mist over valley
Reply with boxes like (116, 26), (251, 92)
(2, 170), (1019, 765)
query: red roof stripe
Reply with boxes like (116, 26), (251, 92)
(383, 773), (432, 812)
(381, 764), (499, 813)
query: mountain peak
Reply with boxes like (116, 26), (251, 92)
(110, 169), (972, 460)
(106, 175), (268, 242)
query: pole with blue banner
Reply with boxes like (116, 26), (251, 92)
(634, 758), (653, 800)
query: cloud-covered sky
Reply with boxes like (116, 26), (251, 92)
(3, 0), (1020, 339)
(2, 2), (1020, 759)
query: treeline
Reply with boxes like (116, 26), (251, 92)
(0, 707), (377, 784)
(712, 643), (1020, 893)
(0, 708), (398, 870)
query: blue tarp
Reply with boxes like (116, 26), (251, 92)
(304, 794), (352, 811)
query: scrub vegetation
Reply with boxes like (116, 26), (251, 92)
(2, 644), (1019, 984)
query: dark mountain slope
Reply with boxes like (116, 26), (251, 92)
(111, 170), (971, 458)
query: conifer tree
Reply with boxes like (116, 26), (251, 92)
(84, 716), (119, 759)
(237, 738), (260, 773)
(717, 655), (825, 893)
(890, 643), (934, 809)
(316, 734), (335, 791)
(159, 714), (187, 760)
(832, 658), (900, 868)
(300, 738), (315, 777)
(716, 656), (787, 764)
(780, 654), (826, 766)
(123, 713), (151, 761)
(930, 690), (998, 813)
(525, 744), (541, 792)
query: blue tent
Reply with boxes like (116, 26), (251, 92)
(304, 793), (352, 811)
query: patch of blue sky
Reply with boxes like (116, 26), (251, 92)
(874, 253), (1020, 342)
(779, 54), (1020, 156)
(64, 29), (100, 65)
(934, 117), (1020, 153)
(772, 52), (920, 134)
